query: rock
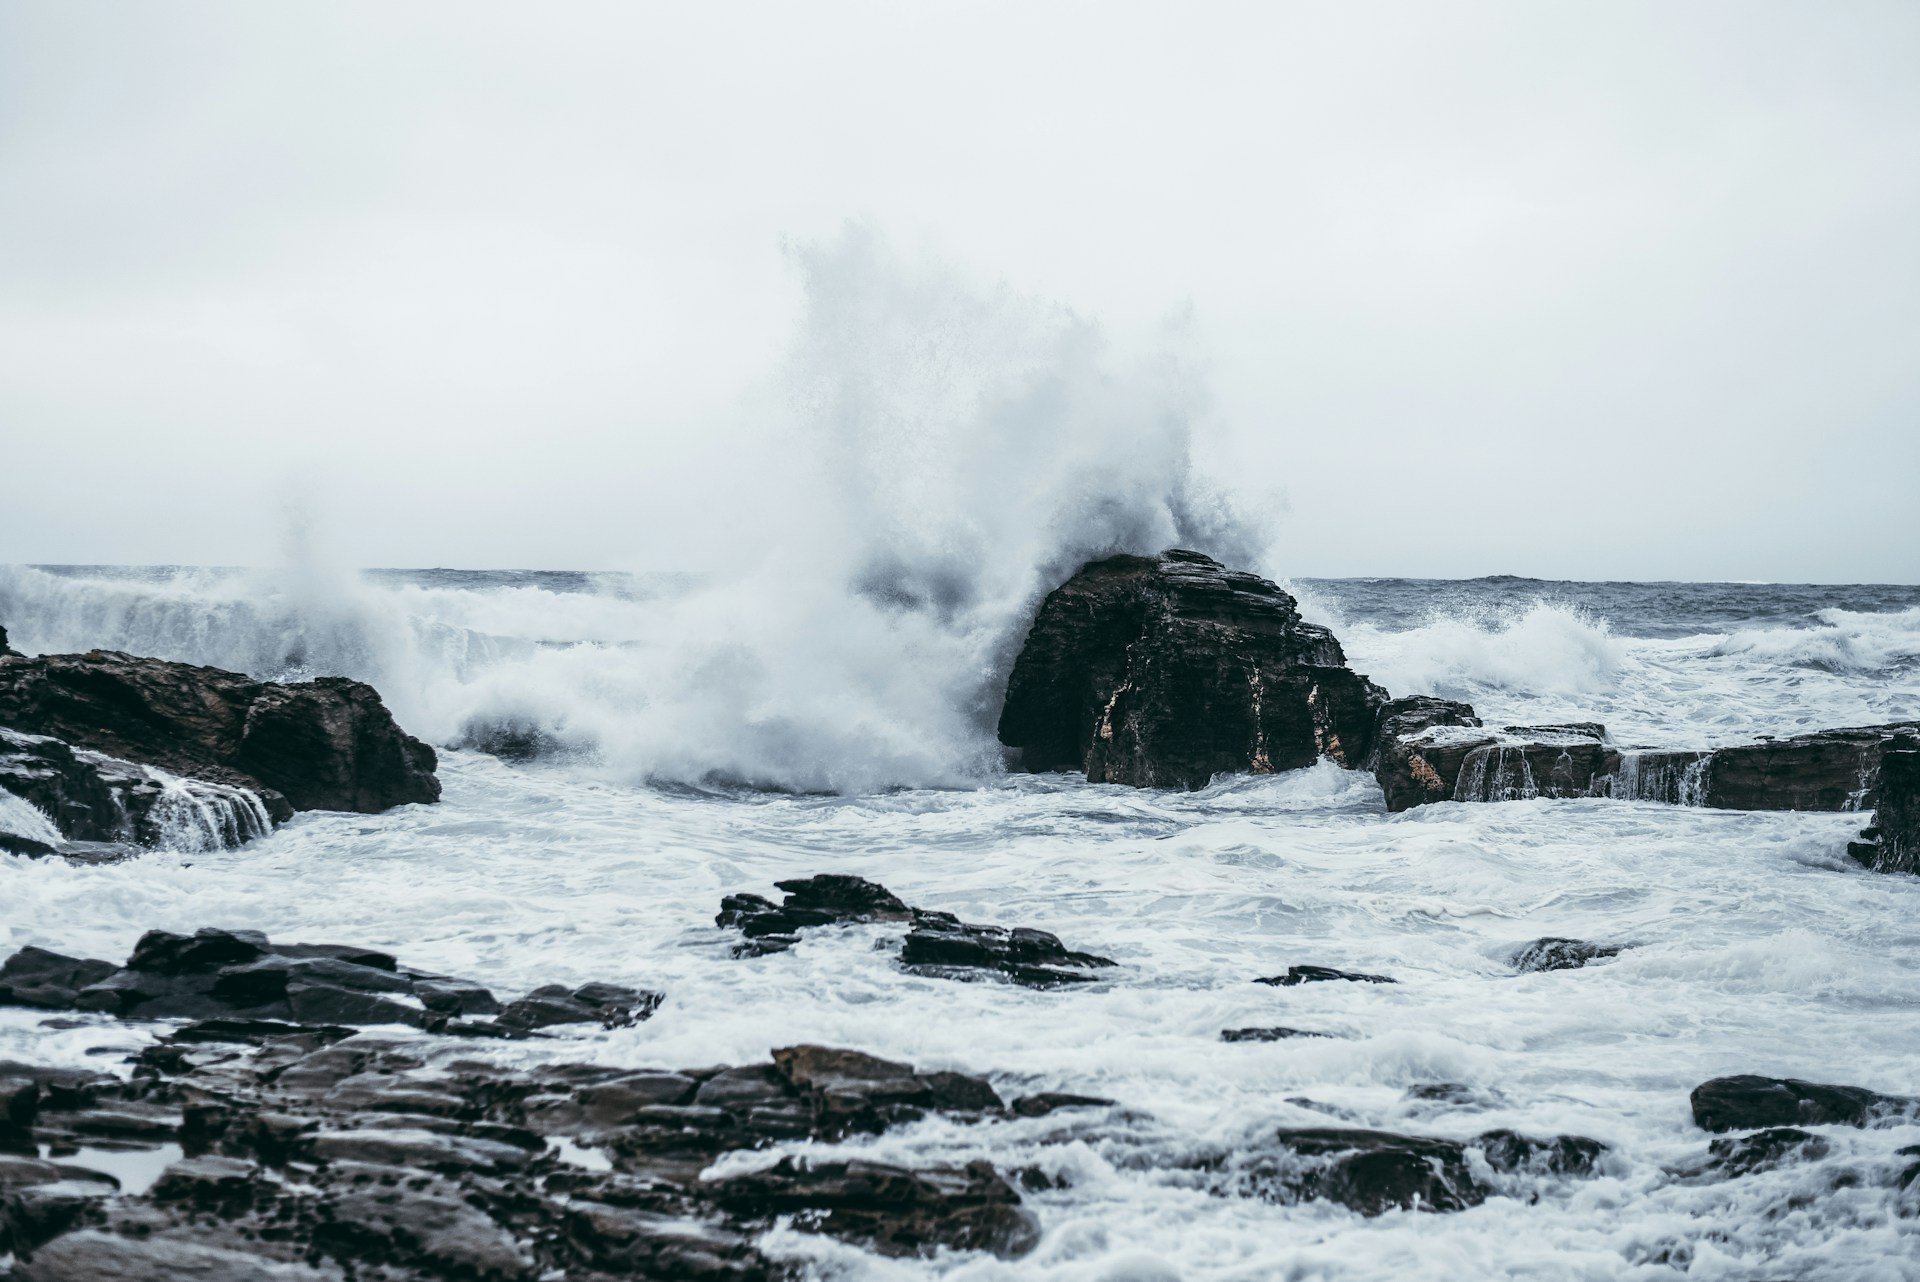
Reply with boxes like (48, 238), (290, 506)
(1255, 965), (1395, 986)
(1, 928), (660, 1038)
(1509, 938), (1625, 973)
(997, 550), (1386, 789)
(717, 874), (911, 956)
(900, 911), (1115, 987)
(1703, 723), (1920, 812)
(1370, 697), (1488, 811)
(718, 876), (1115, 986)
(1, 728), (271, 852)
(0, 946), (118, 1009)
(1449, 729), (1616, 803)
(1690, 1075), (1919, 1132)
(1220, 1026), (1332, 1042)
(0, 645), (438, 816)
(1851, 736), (1920, 874)
(11, 1231), (345, 1281)
(1474, 1129), (1608, 1176)
(495, 982), (660, 1031)
(1247, 1127), (1487, 1214)
(1700, 1127), (1830, 1178)
(711, 1157), (1039, 1258)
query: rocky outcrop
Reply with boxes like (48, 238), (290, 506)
(1849, 735), (1920, 874)
(1368, 696), (1485, 810)
(0, 645), (438, 817)
(997, 550), (1386, 789)
(1689, 1075), (1919, 1132)
(0, 1022), (1042, 1276)
(0, 928), (657, 1036)
(718, 875), (1116, 987)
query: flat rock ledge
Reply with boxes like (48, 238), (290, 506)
(0, 928), (658, 1037)
(996, 550), (1385, 789)
(1369, 695), (1920, 817)
(0, 640), (439, 834)
(718, 875), (1117, 987)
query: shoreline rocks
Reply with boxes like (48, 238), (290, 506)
(997, 550), (1385, 789)
(0, 643), (439, 827)
(0, 928), (658, 1038)
(1689, 1074), (1919, 1132)
(0, 1023), (1043, 1278)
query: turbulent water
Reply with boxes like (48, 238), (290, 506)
(3, 563), (1920, 1279)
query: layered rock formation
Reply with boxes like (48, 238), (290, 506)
(0, 642), (438, 851)
(1369, 695), (1920, 816)
(997, 551), (1385, 789)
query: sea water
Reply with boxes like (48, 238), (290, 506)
(3, 562), (1919, 1280)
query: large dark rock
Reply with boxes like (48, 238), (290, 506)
(1851, 736), (1920, 874)
(718, 875), (1116, 987)
(0, 928), (656, 1038)
(997, 550), (1386, 789)
(1690, 1075), (1918, 1132)
(0, 646), (438, 816)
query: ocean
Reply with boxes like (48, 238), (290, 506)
(3, 561), (1919, 1279)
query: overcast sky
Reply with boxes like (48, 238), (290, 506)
(2, 1), (1916, 581)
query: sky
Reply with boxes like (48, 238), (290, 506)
(2, 1), (1916, 582)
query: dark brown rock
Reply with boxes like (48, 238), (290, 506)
(1703, 722), (1920, 812)
(1369, 697), (1486, 811)
(0, 646), (438, 817)
(997, 550), (1386, 789)
(1690, 1075), (1918, 1132)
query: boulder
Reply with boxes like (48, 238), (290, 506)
(1, 728), (273, 852)
(1369, 697), (1486, 811)
(1851, 736), (1920, 874)
(1702, 723), (1920, 812)
(1689, 1075), (1918, 1132)
(997, 550), (1385, 789)
(0, 645), (438, 816)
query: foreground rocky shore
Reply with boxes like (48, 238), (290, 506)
(10, 890), (1915, 1279)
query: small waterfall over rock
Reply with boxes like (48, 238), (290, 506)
(139, 766), (276, 852)
(1593, 752), (1712, 806)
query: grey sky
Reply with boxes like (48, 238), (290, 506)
(2, 1), (1916, 581)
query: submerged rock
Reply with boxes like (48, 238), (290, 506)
(1255, 965), (1396, 986)
(718, 875), (1115, 987)
(997, 550), (1386, 789)
(0, 644), (438, 818)
(1690, 1075), (1919, 1132)
(1220, 1027), (1332, 1042)
(1851, 736), (1920, 874)
(1509, 938), (1625, 973)
(0, 928), (657, 1038)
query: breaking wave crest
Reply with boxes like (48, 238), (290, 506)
(1340, 600), (1626, 703)
(1706, 605), (1920, 675)
(0, 229), (1264, 793)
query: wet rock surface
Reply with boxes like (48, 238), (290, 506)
(1219, 1026), (1333, 1042)
(1369, 697), (1486, 811)
(0, 1022), (1041, 1278)
(1851, 735), (1920, 874)
(1228, 1124), (1608, 1216)
(1510, 938), (1626, 973)
(1690, 1075), (1919, 1133)
(718, 875), (1116, 987)
(0, 929), (657, 1037)
(0, 643), (439, 817)
(996, 550), (1386, 789)
(1703, 722), (1920, 812)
